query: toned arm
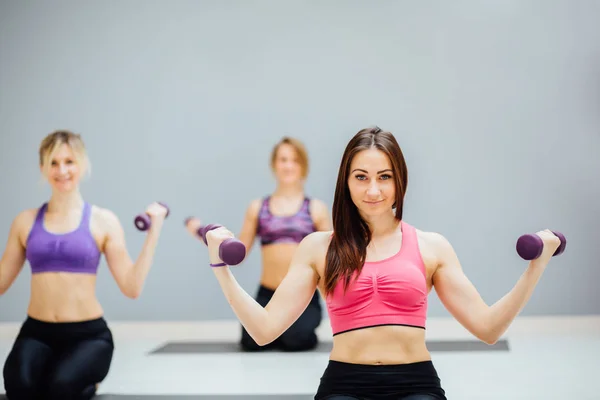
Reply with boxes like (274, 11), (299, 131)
(209, 230), (324, 345)
(100, 205), (165, 299)
(0, 211), (31, 295)
(432, 231), (559, 344)
(236, 199), (261, 256)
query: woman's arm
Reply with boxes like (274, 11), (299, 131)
(236, 199), (261, 256)
(206, 227), (322, 346)
(432, 229), (560, 344)
(101, 203), (168, 299)
(0, 211), (30, 295)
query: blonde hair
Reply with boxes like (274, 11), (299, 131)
(270, 136), (309, 179)
(39, 130), (91, 178)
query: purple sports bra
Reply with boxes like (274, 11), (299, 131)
(256, 196), (317, 246)
(26, 202), (101, 275)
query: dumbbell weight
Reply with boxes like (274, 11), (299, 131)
(516, 230), (566, 260)
(184, 218), (246, 266)
(134, 202), (170, 231)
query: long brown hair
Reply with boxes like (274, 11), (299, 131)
(324, 126), (408, 295)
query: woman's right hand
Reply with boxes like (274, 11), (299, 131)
(205, 226), (236, 266)
(146, 202), (169, 230)
(185, 217), (203, 240)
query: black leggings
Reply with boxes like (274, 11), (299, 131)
(323, 396), (440, 399)
(2, 316), (114, 400)
(315, 360), (446, 400)
(240, 284), (322, 352)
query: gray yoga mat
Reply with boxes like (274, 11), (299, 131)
(149, 339), (509, 354)
(97, 396), (313, 399)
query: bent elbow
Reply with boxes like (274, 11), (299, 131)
(0, 280), (10, 296)
(251, 327), (279, 347)
(254, 333), (275, 347)
(474, 313), (501, 345)
(121, 274), (143, 299)
(476, 328), (500, 345)
(122, 286), (142, 299)
(255, 338), (271, 347)
(481, 335), (499, 345)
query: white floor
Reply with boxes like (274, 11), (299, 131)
(0, 316), (599, 399)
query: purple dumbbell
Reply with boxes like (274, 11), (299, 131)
(134, 202), (170, 231)
(192, 222), (246, 266)
(516, 231), (566, 260)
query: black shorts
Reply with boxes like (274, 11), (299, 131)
(315, 359), (447, 400)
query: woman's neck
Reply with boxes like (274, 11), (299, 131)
(47, 190), (84, 214)
(273, 182), (304, 198)
(364, 210), (399, 238)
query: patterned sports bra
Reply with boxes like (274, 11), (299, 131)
(255, 196), (317, 246)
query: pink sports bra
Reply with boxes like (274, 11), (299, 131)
(325, 220), (428, 335)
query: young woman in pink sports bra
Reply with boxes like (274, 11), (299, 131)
(234, 137), (331, 351)
(201, 127), (561, 399)
(0, 130), (168, 399)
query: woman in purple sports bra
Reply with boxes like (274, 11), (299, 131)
(236, 136), (331, 351)
(0, 130), (168, 399)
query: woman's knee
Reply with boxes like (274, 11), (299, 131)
(3, 338), (52, 398)
(3, 370), (39, 400)
(45, 375), (92, 400)
(45, 373), (101, 400)
(45, 339), (113, 399)
(44, 369), (105, 400)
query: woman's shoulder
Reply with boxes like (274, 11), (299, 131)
(89, 204), (122, 232)
(307, 197), (327, 209)
(90, 204), (117, 219)
(10, 205), (44, 245)
(299, 230), (333, 252)
(415, 227), (448, 245)
(15, 207), (39, 221)
(414, 225), (454, 248)
(293, 230), (334, 269)
(414, 226), (456, 267)
(12, 207), (39, 234)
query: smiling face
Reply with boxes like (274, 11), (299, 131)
(325, 127), (409, 295)
(347, 148), (396, 218)
(270, 137), (309, 185)
(41, 143), (82, 192)
(39, 130), (90, 194)
(331, 127), (408, 231)
(273, 143), (303, 184)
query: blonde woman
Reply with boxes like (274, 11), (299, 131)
(1, 130), (167, 399)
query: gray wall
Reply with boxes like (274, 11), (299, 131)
(0, 0), (598, 322)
